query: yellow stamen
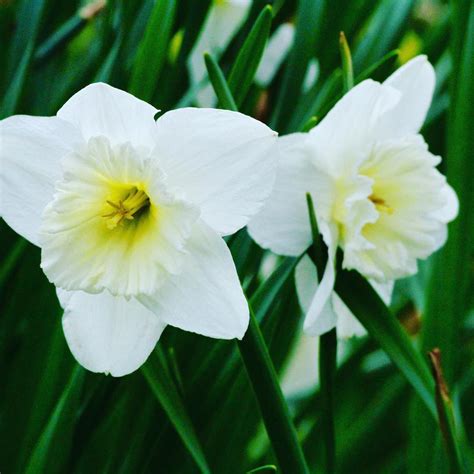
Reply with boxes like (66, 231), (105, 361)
(102, 187), (150, 229)
(369, 194), (394, 214)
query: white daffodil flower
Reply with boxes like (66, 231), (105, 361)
(188, 0), (251, 106)
(0, 83), (277, 376)
(248, 55), (458, 336)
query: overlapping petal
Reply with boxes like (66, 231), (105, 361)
(247, 133), (334, 256)
(139, 221), (249, 340)
(382, 55), (436, 136)
(154, 107), (277, 235)
(57, 83), (159, 149)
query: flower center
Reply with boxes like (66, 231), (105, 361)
(102, 187), (151, 230)
(369, 193), (393, 215)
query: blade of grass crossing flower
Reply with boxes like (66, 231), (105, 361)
(428, 349), (465, 474)
(204, 52), (238, 111)
(24, 366), (85, 474)
(227, 5), (273, 108)
(141, 349), (211, 474)
(238, 307), (310, 474)
(333, 270), (437, 417)
(129, 0), (177, 101)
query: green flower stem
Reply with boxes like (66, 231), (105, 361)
(319, 328), (337, 473)
(306, 193), (337, 472)
(238, 308), (309, 474)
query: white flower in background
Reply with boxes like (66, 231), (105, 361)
(0, 83), (276, 376)
(255, 23), (295, 87)
(188, 0), (251, 106)
(248, 55), (458, 336)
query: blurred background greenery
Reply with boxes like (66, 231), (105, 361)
(0, 0), (473, 472)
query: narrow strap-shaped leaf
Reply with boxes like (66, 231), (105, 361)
(428, 349), (465, 474)
(0, 238), (27, 288)
(227, 5), (273, 107)
(24, 366), (85, 474)
(333, 269), (436, 417)
(34, 1), (106, 65)
(271, 0), (324, 131)
(129, 0), (177, 101)
(204, 52), (238, 111)
(141, 349), (211, 474)
(410, 4), (474, 471)
(1, 40), (34, 118)
(338, 32), (354, 92)
(238, 307), (310, 474)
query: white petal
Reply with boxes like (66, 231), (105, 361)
(436, 182), (459, 223)
(154, 108), (277, 235)
(383, 55), (435, 135)
(303, 224), (339, 336)
(369, 279), (394, 306)
(255, 23), (295, 86)
(333, 294), (365, 338)
(295, 255), (365, 338)
(0, 115), (80, 246)
(248, 133), (334, 256)
(307, 80), (401, 173)
(295, 250), (337, 337)
(57, 83), (159, 148)
(59, 289), (166, 377)
(139, 221), (249, 339)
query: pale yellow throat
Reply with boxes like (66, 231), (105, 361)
(102, 187), (151, 230)
(369, 194), (394, 215)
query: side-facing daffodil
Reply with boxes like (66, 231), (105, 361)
(248, 56), (458, 337)
(0, 83), (277, 375)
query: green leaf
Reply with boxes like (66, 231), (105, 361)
(24, 366), (85, 474)
(227, 5), (273, 107)
(238, 308), (310, 474)
(271, 0), (324, 131)
(129, 0), (177, 101)
(428, 349), (465, 474)
(204, 52), (238, 111)
(338, 32), (354, 92)
(410, 3), (474, 472)
(141, 348), (211, 474)
(333, 269), (436, 417)
(1, 40), (34, 118)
